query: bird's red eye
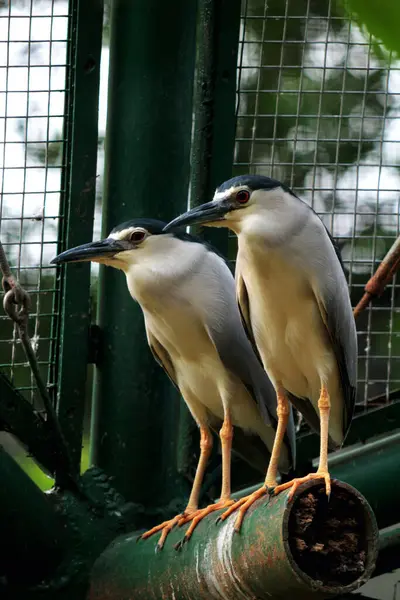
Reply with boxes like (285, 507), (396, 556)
(236, 190), (250, 204)
(130, 230), (146, 243)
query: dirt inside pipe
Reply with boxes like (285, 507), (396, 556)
(288, 484), (368, 587)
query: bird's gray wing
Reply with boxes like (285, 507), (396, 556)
(146, 329), (179, 392)
(288, 212), (357, 444)
(311, 259), (357, 441)
(309, 207), (357, 435)
(237, 273), (263, 366)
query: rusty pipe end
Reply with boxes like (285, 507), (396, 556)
(281, 479), (378, 597)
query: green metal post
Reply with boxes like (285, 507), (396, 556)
(88, 480), (378, 600)
(92, 0), (198, 507)
(296, 399), (400, 468)
(0, 447), (67, 586)
(374, 522), (400, 576)
(328, 430), (400, 530)
(190, 0), (241, 255)
(56, 0), (104, 472)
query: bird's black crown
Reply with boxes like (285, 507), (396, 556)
(110, 218), (167, 236)
(217, 174), (296, 197)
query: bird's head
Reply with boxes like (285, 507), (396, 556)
(51, 218), (178, 272)
(164, 175), (298, 236)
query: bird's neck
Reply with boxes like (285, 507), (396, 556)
(124, 241), (206, 306)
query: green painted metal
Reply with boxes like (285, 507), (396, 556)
(92, 0), (198, 508)
(88, 480), (378, 600)
(0, 447), (67, 587)
(328, 430), (400, 530)
(1, 466), (138, 600)
(374, 522), (400, 576)
(55, 0), (104, 473)
(233, 422), (400, 530)
(296, 399), (400, 469)
(190, 0), (241, 255)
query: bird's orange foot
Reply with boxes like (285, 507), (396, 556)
(273, 471), (331, 502)
(139, 510), (196, 551)
(174, 499), (235, 550)
(216, 484), (273, 532)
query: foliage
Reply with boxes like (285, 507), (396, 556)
(344, 0), (400, 58)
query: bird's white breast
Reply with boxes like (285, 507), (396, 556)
(238, 238), (339, 406)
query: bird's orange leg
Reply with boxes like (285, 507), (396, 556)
(218, 386), (289, 532)
(273, 384), (331, 501)
(177, 412), (235, 546)
(140, 426), (213, 550)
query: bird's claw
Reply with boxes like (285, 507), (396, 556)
(174, 537), (188, 552)
(216, 485), (270, 532)
(273, 471), (332, 502)
(138, 512), (193, 550)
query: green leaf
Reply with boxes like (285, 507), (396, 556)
(344, 0), (400, 58)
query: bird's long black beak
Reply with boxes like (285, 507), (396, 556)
(163, 200), (230, 232)
(50, 238), (130, 265)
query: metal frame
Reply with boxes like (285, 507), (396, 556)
(190, 0), (241, 256)
(55, 0), (103, 472)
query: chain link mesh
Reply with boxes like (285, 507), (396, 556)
(234, 0), (400, 414)
(0, 0), (69, 408)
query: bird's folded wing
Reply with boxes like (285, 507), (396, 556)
(237, 273), (263, 366)
(312, 274), (357, 441)
(147, 328), (179, 391)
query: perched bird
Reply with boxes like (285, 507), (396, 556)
(164, 175), (357, 524)
(51, 218), (295, 547)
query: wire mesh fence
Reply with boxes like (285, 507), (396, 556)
(0, 0), (70, 408)
(234, 0), (400, 414)
(0, 0), (399, 423)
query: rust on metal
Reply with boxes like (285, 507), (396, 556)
(89, 480), (378, 600)
(354, 235), (400, 318)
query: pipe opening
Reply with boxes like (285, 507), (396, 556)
(287, 482), (373, 588)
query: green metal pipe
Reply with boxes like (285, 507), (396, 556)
(374, 522), (400, 576)
(56, 0), (104, 473)
(322, 430), (400, 529)
(88, 480), (378, 600)
(296, 399), (400, 468)
(190, 0), (241, 255)
(233, 428), (400, 530)
(0, 447), (67, 586)
(92, 0), (198, 507)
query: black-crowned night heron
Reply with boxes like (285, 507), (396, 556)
(164, 175), (357, 523)
(51, 218), (295, 548)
